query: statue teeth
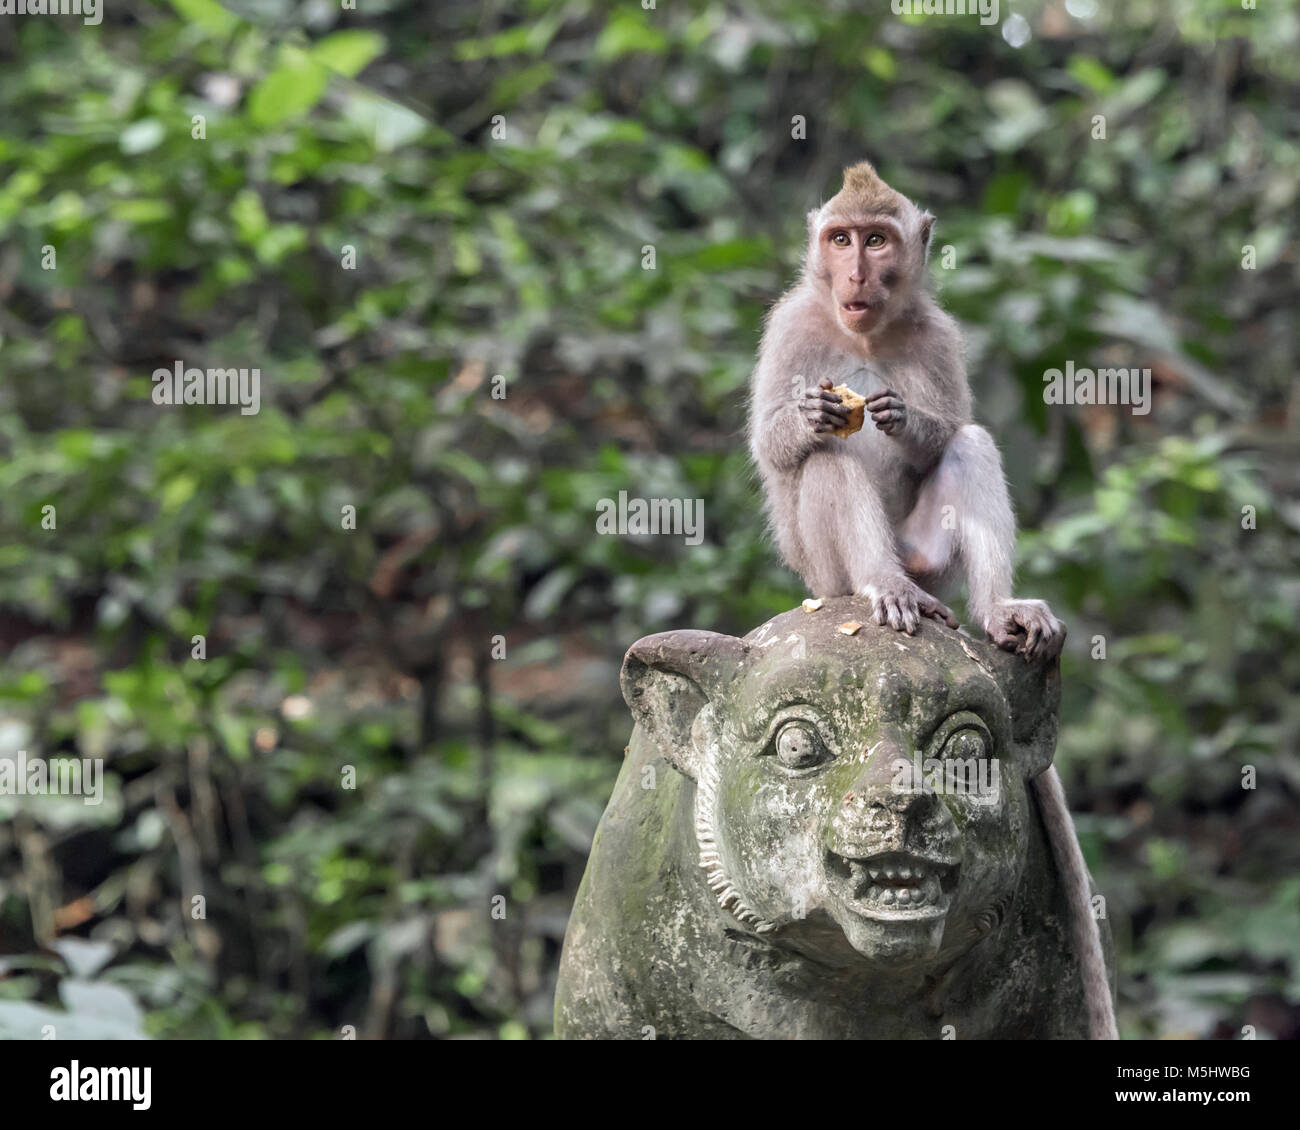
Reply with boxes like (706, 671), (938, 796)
(884, 867), (897, 879)
(897, 889), (910, 905)
(868, 868), (881, 880)
(899, 866), (913, 880)
(881, 889), (896, 904)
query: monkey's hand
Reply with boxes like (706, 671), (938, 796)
(984, 598), (1066, 662)
(800, 379), (851, 434)
(864, 389), (906, 436)
(859, 575), (959, 635)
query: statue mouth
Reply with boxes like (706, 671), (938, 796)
(824, 849), (958, 921)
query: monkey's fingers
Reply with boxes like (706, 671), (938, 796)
(809, 388), (847, 409)
(989, 623), (1025, 653)
(804, 387), (848, 405)
(1021, 619), (1043, 661)
(804, 399), (849, 432)
(806, 408), (850, 431)
(873, 594), (917, 634)
(868, 592), (893, 628)
(1005, 609), (1070, 662)
(864, 392), (903, 410)
(1042, 620), (1067, 659)
(920, 597), (959, 629)
(1032, 618), (1067, 661)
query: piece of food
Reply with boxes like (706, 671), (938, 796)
(801, 597), (824, 612)
(829, 384), (867, 438)
(837, 620), (862, 636)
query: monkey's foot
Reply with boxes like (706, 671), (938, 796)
(984, 599), (1065, 661)
(858, 576), (958, 635)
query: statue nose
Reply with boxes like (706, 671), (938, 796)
(839, 743), (936, 818)
(841, 738), (905, 790)
(827, 740), (947, 858)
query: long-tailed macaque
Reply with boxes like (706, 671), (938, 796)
(746, 165), (1115, 1039)
(749, 161), (1065, 659)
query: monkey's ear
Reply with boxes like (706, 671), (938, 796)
(987, 647), (1061, 780)
(919, 211), (935, 253)
(622, 630), (747, 780)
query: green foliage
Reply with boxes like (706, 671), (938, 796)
(0, 0), (1296, 1039)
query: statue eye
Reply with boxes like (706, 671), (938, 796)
(865, 232), (885, 248)
(941, 727), (988, 761)
(774, 720), (831, 772)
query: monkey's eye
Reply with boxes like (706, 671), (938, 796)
(865, 232), (886, 248)
(830, 231), (851, 247)
(773, 720), (832, 772)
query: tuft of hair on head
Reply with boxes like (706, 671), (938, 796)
(828, 159), (906, 220)
(841, 161), (886, 193)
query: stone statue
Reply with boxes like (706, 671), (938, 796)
(555, 598), (1116, 1039)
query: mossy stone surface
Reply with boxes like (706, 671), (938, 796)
(555, 598), (1114, 1039)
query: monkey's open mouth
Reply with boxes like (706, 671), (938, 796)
(842, 301), (870, 313)
(824, 850), (958, 921)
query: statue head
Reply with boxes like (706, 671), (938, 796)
(621, 598), (1060, 969)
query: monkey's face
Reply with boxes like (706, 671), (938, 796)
(623, 600), (1060, 970)
(818, 218), (905, 336)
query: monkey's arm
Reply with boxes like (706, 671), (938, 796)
(750, 302), (866, 473)
(868, 337), (970, 468)
(894, 401), (958, 466)
(751, 391), (838, 473)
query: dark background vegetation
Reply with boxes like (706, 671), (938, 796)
(0, 0), (1297, 1038)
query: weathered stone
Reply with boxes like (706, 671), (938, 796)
(555, 597), (1114, 1039)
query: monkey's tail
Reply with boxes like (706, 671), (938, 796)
(1033, 765), (1119, 1040)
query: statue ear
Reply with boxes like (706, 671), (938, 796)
(988, 648), (1061, 780)
(621, 630), (747, 781)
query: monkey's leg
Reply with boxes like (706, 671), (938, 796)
(797, 451), (955, 632)
(935, 425), (1064, 658)
(793, 451), (860, 597)
(765, 484), (806, 576)
(897, 451), (961, 587)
